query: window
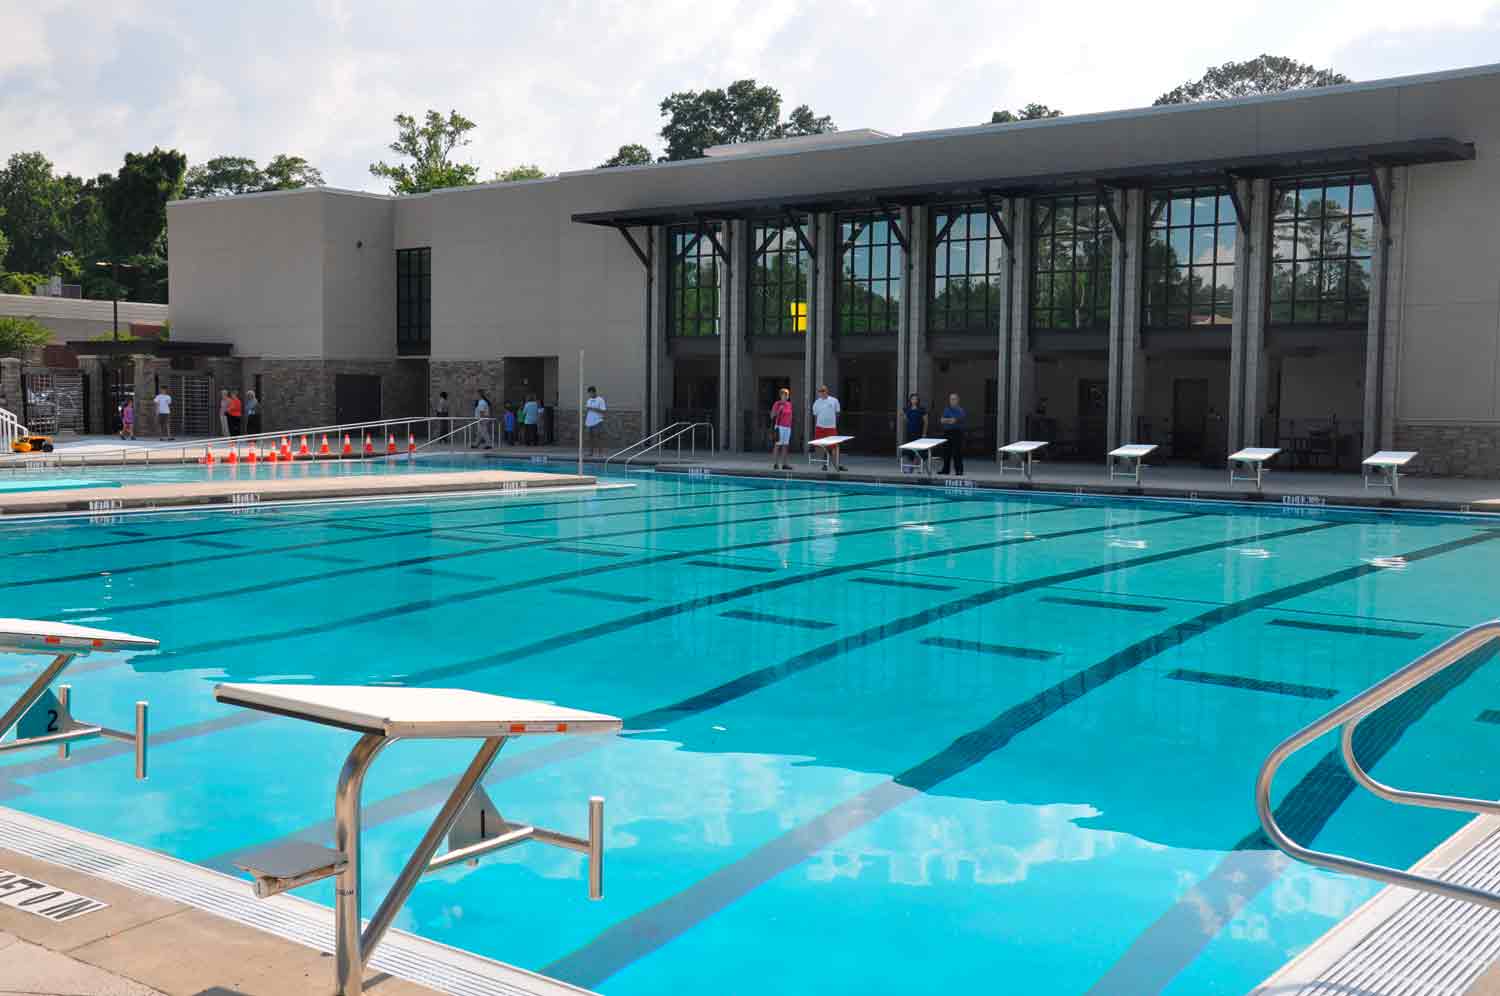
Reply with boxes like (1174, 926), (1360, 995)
(748, 219), (809, 335)
(1270, 176), (1375, 326)
(1143, 187), (1236, 329)
(1030, 194), (1113, 331)
(668, 225), (722, 337)
(930, 204), (1005, 333)
(837, 212), (903, 334)
(396, 248), (431, 355)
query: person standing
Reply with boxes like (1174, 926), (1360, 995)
(939, 392), (966, 477)
(153, 386), (174, 441)
(522, 395), (540, 445)
(119, 398), (135, 440)
(218, 389), (231, 436)
(584, 386), (607, 457)
(228, 390), (243, 435)
(502, 402), (517, 445)
(769, 387), (794, 470)
(902, 393), (928, 471)
(473, 392), (493, 448)
(434, 391), (450, 419)
(244, 389), (260, 435)
(811, 384), (846, 472)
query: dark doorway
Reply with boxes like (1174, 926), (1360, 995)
(335, 374), (382, 425)
(1172, 378), (1209, 460)
(504, 358), (547, 409)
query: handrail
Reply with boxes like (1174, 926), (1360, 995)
(622, 422), (715, 469)
(604, 421), (691, 468)
(0, 407), (28, 450)
(1256, 619), (1500, 910)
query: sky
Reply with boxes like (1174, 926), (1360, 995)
(3, 0), (1499, 193)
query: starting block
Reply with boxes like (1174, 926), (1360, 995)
(898, 437), (947, 478)
(1363, 450), (1418, 496)
(1107, 444), (1158, 486)
(1229, 447), (1282, 492)
(807, 434), (854, 472)
(999, 440), (1050, 481)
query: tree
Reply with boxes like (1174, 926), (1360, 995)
(657, 80), (836, 161)
(370, 110), (480, 194)
(1154, 55), (1350, 105)
(600, 143), (653, 168)
(991, 103), (1063, 124)
(183, 155), (262, 198)
(0, 316), (52, 354)
(261, 154), (323, 190)
(103, 147), (186, 258)
(494, 164), (546, 182)
(0, 226), (8, 271)
(0, 152), (66, 274)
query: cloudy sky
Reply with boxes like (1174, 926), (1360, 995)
(3, 0), (1498, 192)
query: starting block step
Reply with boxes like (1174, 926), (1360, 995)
(234, 840), (347, 899)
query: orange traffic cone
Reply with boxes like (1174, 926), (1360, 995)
(200, 450), (214, 466)
(318, 434), (331, 456)
(279, 437), (292, 461)
(386, 434), (397, 455)
(265, 446), (278, 464)
(245, 446), (257, 465)
(225, 448), (238, 465)
(407, 432), (416, 454)
(342, 434), (353, 456)
(297, 435), (311, 458)
(363, 434), (374, 456)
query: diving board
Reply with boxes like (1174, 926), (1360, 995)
(999, 440), (1049, 481)
(1229, 447), (1281, 491)
(898, 437), (946, 478)
(216, 682), (621, 996)
(0, 618), (151, 779)
(1363, 450), (1418, 495)
(807, 434), (854, 472)
(1107, 444), (1158, 486)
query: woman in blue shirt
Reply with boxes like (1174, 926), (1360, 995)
(939, 392), (965, 477)
(902, 394), (927, 470)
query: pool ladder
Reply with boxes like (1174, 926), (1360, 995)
(1256, 619), (1500, 908)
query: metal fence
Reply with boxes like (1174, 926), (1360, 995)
(22, 371), (85, 435)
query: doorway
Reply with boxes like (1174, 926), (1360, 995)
(1172, 378), (1208, 460)
(335, 374), (382, 425)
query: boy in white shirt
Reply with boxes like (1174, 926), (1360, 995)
(584, 386), (607, 457)
(810, 384), (846, 472)
(153, 388), (173, 441)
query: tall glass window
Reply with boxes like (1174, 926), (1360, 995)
(668, 224), (721, 337)
(396, 247), (431, 355)
(748, 219), (809, 335)
(1143, 187), (1237, 329)
(837, 212), (903, 334)
(1269, 176), (1375, 326)
(1030, 194), (1113, 331)
(931, 204), (1005, 333)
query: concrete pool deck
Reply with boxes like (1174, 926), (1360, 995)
(0, 469), (598, 516)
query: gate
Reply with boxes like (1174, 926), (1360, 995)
(170, 374), (214, 436)
(22, 371), (85, 435)
(107, 365), (134, 434)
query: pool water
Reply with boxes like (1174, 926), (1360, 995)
(1, 473), (1498, 995)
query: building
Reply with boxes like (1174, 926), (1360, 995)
(167, 63), (1500, 475)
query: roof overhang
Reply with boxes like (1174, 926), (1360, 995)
(571, 137), (1474, 228)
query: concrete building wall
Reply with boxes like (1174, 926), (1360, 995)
(0, 294), (168, 342)
(321, 193), (396, 361)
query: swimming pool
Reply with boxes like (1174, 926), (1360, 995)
(0, 452), (528, 492)
(1, 474), (1497, 994)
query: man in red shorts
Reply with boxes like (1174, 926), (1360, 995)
(811, 384), (846, 472)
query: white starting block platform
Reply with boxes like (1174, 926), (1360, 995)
(999, 440), (1049, 481)
(807, 434), (854, 472)
(216, 683), (621, 996)
(898, 437), (947, 478)
(1107, 444), (1158, 485)
(1363, 450), (1418, 495)
(1229, 447), (1282, 491)
(0, 619), (152, 778)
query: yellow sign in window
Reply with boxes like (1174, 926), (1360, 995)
(789, 301), (807, 333)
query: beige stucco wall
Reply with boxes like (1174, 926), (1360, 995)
(0, 293), (168, 341)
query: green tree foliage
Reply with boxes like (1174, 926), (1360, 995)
(990, 103), (1063, 124)
(1154, 55), (1350, 105)
(494, 164), (546, 182)
(370, 110), (480, 194)
(658, 80), (835, 161)
(0, 226), (8, 270)
(261, 154), (324, 190)
(183, 155), (263, 198)
(0, 315), (52, 354)
(103, 147), (186, 258)
(0, 152), (67, 274)
(599, 143), (653, 168)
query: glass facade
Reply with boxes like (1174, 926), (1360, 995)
(396, 247), (431, 355)
(1030, 194), (1114, 331)
(748, 219), (810, 335)
(837, 212), (903, 334)
(930, 204), (1005, 333)
(668, 224), (722, 337)
(1143, 187), (1237, 330)
(1269, 175), (1375, 326)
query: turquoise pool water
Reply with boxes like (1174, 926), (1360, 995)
(1, 473), (1497, 994)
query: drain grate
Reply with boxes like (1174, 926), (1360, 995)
(0, 808), (593, 996)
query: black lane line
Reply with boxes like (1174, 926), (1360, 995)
(5, 487), (821, 594)
(1478, 709), (1500, 725)
(1268, 617), (1423, 640)
(1165, 668), (1337, 700)
(550, 545), (630, 557)
(920, 637), (1058, 661)
(184, 538), (248, 550)
(719, 610), (835, 631)
(546, 525), (1496, 990)
(1089, 640), (1500, 996)
(1046, 583), (1468, 632)
(0, 482), (749, 560)
(1040, 595), (1164, 613)
(289, 553), (363, 565)
(852, 576), (956, 592)
(685, 559), (780, 573)
(410, 567), (493, 583)
(553, 588), (653, 605)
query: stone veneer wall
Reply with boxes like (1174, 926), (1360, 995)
(428, 360), (505, 419)
(1395, 422), (1500, 478)
(550, 407), (645, 450)
(239, 358), (430, 433)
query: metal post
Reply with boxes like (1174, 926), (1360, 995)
(587, 796), (604, 900)
(134, 701), (148, 780)
(577, 348), (585, 475)
(333, 733), (391, 996)
(56, 685), (71, 759)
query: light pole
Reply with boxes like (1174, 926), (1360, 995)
(93, 259), (136, 341)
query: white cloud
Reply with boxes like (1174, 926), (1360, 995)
(1, 0), (1496, 190)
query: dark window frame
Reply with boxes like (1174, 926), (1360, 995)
(836, 211), (903, 335)
(930, 203), (1005, 334)
(1029, 194), (1114, 332)
(396, 247), (431, 356)
(1142, 186), (1237, 331)
(1268, 174), (1375, 328)
(668, 224), (722, 337)
(748, 218), (810, 336)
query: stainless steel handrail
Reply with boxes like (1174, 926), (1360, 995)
(604, 421), (690, 468)
(623, 422), (715, 469)
(1256, 619), (1500, 909)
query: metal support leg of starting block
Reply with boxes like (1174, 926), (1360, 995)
(0, 652), (148, 779)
